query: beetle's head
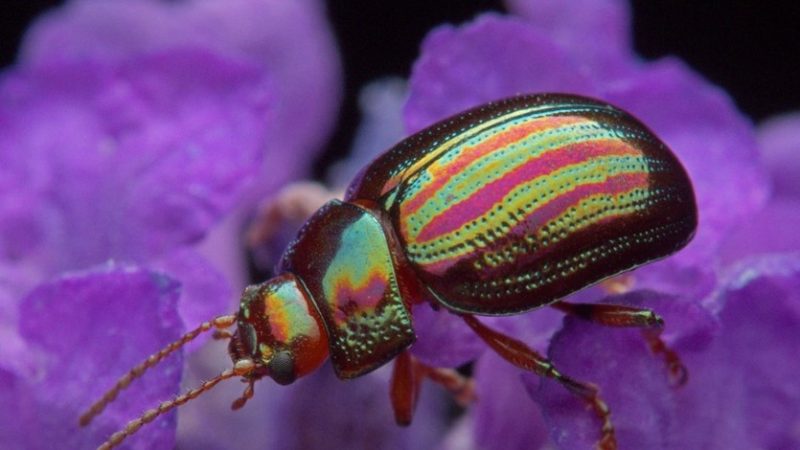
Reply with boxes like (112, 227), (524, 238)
(229, 273), (329, 385)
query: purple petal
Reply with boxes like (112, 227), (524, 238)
(0, 264), (43, 376)
(0, 276), (36, 376)
(271, 365), (448, 450)
(669, 341), (753, 449)
(530, 291), (716, 449)
(176, 343), (285, 450)
(411, 299), (562, 369)
(405, 14), (597, 132)
(118, 52), (270, 253)
(21, 1), (193, 63)
(506, 0), (635, 77)
(0, 262), (36, 374)
(179, 359), (448, 450)
(439, 415), (481, 450)
(535, 325), (674, 450)
(152, 248), (233, 351)
(185, 0), (342, 194)
(0, 368), (37, 449)
(757, 112), (800, 199)
(451, 309), (568, 450)
(490, 305), (565, 350)
(604, 58), (770, 263)
(474, 352), (552, 450)
(665, 254), (800, 449)
(632, 260), (718, 302)
(0, 50), (269, 272)
(411, 303), (486, 368)
(0, 191), (51, 266)
(711, 254), (800, 448)
(717, 198), (800, 264)
(12, 265), (184, 449)
(22, 0), (342, 199)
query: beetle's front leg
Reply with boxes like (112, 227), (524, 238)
(390, 351), (474, 425)
(551, 301), (687, 385)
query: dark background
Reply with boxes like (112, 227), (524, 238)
(2, 1), (798, 176)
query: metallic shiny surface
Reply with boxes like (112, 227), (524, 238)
(279, 200), (416, 378)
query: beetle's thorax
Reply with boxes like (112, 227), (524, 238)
(276, 200), (417, 379)
(231, 273), (329, 385)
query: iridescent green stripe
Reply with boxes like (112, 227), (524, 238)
(397, 118), (647, 219)
(472, 185), (680, 272)
(403, 153), (664, 263)
(382, 102), (638, 203)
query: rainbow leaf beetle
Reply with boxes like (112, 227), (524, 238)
(81, 93), (697, 450)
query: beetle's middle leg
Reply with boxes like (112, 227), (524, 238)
(462, 314), (616, 450)
(551, 301), (687, 386)
(390, 351), (474, 425)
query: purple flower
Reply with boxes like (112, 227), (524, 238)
(0, 0), (341, 448)
(719, 113), (800, 262)
(0, 50), (269, 291)
(175, 357), (449, 450)
(527, 256), (800, 449)
(0, 50), (270, 400)
(21, 0), (342, 200)
(4, 0), (797, 449)
(0, 265), (184, 450)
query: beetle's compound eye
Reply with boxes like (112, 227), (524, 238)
(268, 350), (296, 385)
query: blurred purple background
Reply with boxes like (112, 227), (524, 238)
(0, 0), (800, 448)
(3, 1), (798, 179)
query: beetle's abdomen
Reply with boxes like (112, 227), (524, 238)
(384, 96), (697, 314)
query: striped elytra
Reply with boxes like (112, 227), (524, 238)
(347, 93), (697, 315)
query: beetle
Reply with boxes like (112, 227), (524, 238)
(80, 93), (697, 450)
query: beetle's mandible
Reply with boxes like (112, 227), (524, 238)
(81, 93), (697, 450)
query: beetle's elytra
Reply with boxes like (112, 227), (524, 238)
(82, 94), (697, 450)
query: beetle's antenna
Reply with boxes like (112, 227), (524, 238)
(97, 359), (256, 450)
(79, 314), (237, 427)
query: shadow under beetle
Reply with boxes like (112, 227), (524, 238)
(81, 93), (697, 450)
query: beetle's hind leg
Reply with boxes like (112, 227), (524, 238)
(551, 301), (687, 386)
(390, 351), (475, 425)
(463, 314), (616, 450)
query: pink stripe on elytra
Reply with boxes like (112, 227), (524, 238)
(402, 115), (587, 215)
(412, 140), (642, 243)
(508, 172), (649, 236)
(417, 173), (649, 275)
